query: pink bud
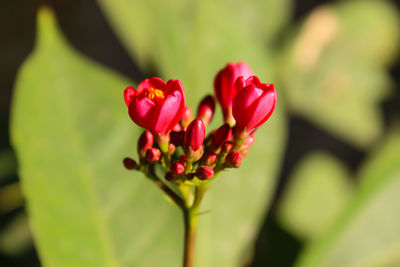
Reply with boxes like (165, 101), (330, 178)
(123, 157), (138, 170)
(233, 76), (276, 132)
(204, 153), (217, 165)
(197, 95), (215, 126)
(184, 118), (206, 151)
(146, 148), (161, 162)
(165, 172), (174, 181)
(212, 124), (232, 150)
(169, 143), (176, 154)
(243, 133), (255, 148)
(138, 130), (154, 157)
(226, 151), (242, 168)
(170, 161), (185, 175)
(171, 123), (182, 132)
(181, 106), (193, 130)
(196, 166), (215, 180)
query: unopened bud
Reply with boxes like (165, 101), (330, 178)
(185, 118), (206, 151)
(170, 161), (185, 175)
(169, 143), (176, 154)
(172, 123), (182, 132)
(123, 157), (138, 170)
(212, 123), (232, 150)
(204, 153), (217, 165)
(243, 133), (255, 148)
(138, 130), (154, 157)
(181, 106), (193, 130)
(196, 166), (215, 180)
(146, 148), (161, 162)
(197, 95), (215, 127)
(242, 148), (249, 157)
(221, 142), (233, 154)
(225, 151), (242, 168)
(165, 172), (174, 181)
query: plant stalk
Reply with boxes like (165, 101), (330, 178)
(183, 208), (197, 267)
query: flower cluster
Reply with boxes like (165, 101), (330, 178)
(123, 62), (276, 183)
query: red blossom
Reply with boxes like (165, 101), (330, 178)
(124, 77), (185, 135)
(232, 76), (276, 132)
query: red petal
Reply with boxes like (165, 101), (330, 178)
(124, 86), (136, 107)
(137, 77), (167, 93)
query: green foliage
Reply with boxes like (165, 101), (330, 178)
(11, 8), (285, 267)
(281, 0), (400, 148)
(98, 0), (292, 106)
(8, 0), (400, 266)
(277, 152), (353, 239)
(296, 129), (400, 267)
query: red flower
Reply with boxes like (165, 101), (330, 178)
(184, 118), (206, 151)
(232, 76), (276, 132)
(214, 62), (253, 123)
(124, 77), (185, 135)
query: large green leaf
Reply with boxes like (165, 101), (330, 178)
(296, 129), (400, 267)
(11, 8), (285, 267)
(277, 152), (353, 240)
(281, 0), (400, 148)
(98, 0), (292, 106)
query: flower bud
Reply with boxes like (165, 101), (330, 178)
(181, 106), (193, 130)
(225, 151), (242, 168)
(145, 148), (161, 162)
(212, 124), (232, 150)
(169, 143), (176, 155)
(221, 142), (233, 154)
(214, 62), (254, 125)
(165, 172), (174, 181)
(196, 166), (215, 180)
(204, 153), (217, 165)
(197, 95), (215, 127)
(123, 157), (138, 170)
(170, 161), (185, 175)
(184, 118), (206, 151)
(138, 130), (154, 157)
(171, 123), (182, 132)
(233, 76), (276, 132)
(243, 133), (255, 148)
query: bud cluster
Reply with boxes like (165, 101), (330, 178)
(122, 62), (276, 185)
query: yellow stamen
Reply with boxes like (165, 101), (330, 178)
(145, 88), (165, 101)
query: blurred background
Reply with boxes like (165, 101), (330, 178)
(1, 0), (400, 266)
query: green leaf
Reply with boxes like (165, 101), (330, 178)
(281, 0), (400, 148)
(277, 152), (353, 240)
(11, 7), (286, 267)
(296, 129), (400, 267)
(98, 0), (292, 106)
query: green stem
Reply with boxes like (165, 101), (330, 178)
(183, 208), (197, 267)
